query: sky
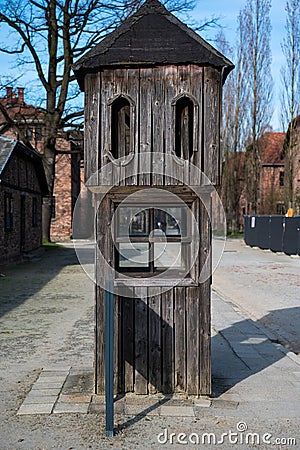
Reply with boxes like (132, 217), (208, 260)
(192, 0), (287, 131)
(0, 0), (287, 131)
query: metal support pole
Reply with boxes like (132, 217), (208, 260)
(105, 279), (114, 437)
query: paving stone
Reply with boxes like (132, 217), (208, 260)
(160, 406), (194, 417)
(31, 381), (65, 389)
(124, 395), (162, 405)
(22, 395), (58, 404)
(58, 394), (92, 403)
(17, 403), (54, 415)
(193, 398), (211, 408)
(211, 399), (239, 409)
(125, 404), (161, 416)
(89, 401), (125, 414)
(61, 373), (94, 395)
(27, 388), (61, 396)
(91, 395), (105, 403)
(39, 371), (69, 378)
(42, 365), (71, 372)
(53, 402), (89, 414)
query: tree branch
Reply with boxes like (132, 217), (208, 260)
(0, 13), (48, 90)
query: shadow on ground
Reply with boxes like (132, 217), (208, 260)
(212, 306), (300, 397)
(0, 246), (79, 318)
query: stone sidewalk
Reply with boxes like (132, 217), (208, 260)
(1, 242), (299, 449)
(16, 287), (300, 422)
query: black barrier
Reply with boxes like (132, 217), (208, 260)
(256, 216), (271, 250)
(283, 217), (300, 255)
(244, 215), (259, 247)
(269, 216), (284, 253)
(244, 215), (300, 256)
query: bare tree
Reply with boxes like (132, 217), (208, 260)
(280, 0), (300, 209)
(241, 0), (273, 215)
(216, 23), (248, 232)
(0, 0), (196, 241)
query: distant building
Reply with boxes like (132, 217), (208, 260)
(282, 115), (300, 215)
(257, 132), (286, 215)
(0, 87), (83, 241)
(224, 132), (286, 231)
(0, 137), (48, 264)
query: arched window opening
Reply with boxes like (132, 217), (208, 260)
(111, 97), (131, 158)
(175, 97), (194, 159)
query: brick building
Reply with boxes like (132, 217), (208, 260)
(0, 137), (48, 264)
(282, 115), (300, 215)
(0, 87), (83, 241)
(226, 132), (286, 231)
(257, 132), (286, 215)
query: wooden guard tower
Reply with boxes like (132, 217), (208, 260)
(74, 0), (234, 396)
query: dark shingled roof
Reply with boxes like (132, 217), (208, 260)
(73, 0), (234, 90)
(0, 136), (48, 195)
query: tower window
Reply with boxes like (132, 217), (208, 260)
(111, 97), (131, 159)
(175, 97), (194, 160)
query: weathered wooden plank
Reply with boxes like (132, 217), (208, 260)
(189, 65), (202, 185)
(95, 285), (105, 394)
(203, 67), (221, 185)
(112, 69), (129, 186)
(164, 65), (178, 186)
(174, 286), (186, 392)
(148, 287), (162, 393)
(186, 286), (199, 394)
(199, 281), (211, 395)
(84, 73), (100, 185)
(125, 68), (139, 186)
(152, 67), (165, 186)
(134, 287), (148, 394)
(114, 295), (122, 394)
(122, 294), (134, 393)
(139, 68), (152, 185)
(100, 70), (115, 186)
(161, 288), (174, 393)
(95, 194), (112, 394)
(190, 198), (200, 282)
(199, 195), (212, 395)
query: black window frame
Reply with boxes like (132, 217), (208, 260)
(32, 197), (38, 227)
(4, 193), (13, 231)
(115, 204), (191, 276)
(175, 96), (194, 160)
(111, 96), (131, 159)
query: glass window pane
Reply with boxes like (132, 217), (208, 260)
(154, 243), (184, 268)
(118, 242), (149, 268)
(117, 208), (149, 236)
(154, 207), (187, 236)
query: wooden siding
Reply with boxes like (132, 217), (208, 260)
(94, 193), (211, 396)
(84, 65), (221, 187)
(95, 284), (211, 396)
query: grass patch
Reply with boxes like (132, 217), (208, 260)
(43, 241), (61, 247)
(226, 231), (244, 238)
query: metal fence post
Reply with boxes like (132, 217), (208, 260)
(105, 278), (114, 437)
